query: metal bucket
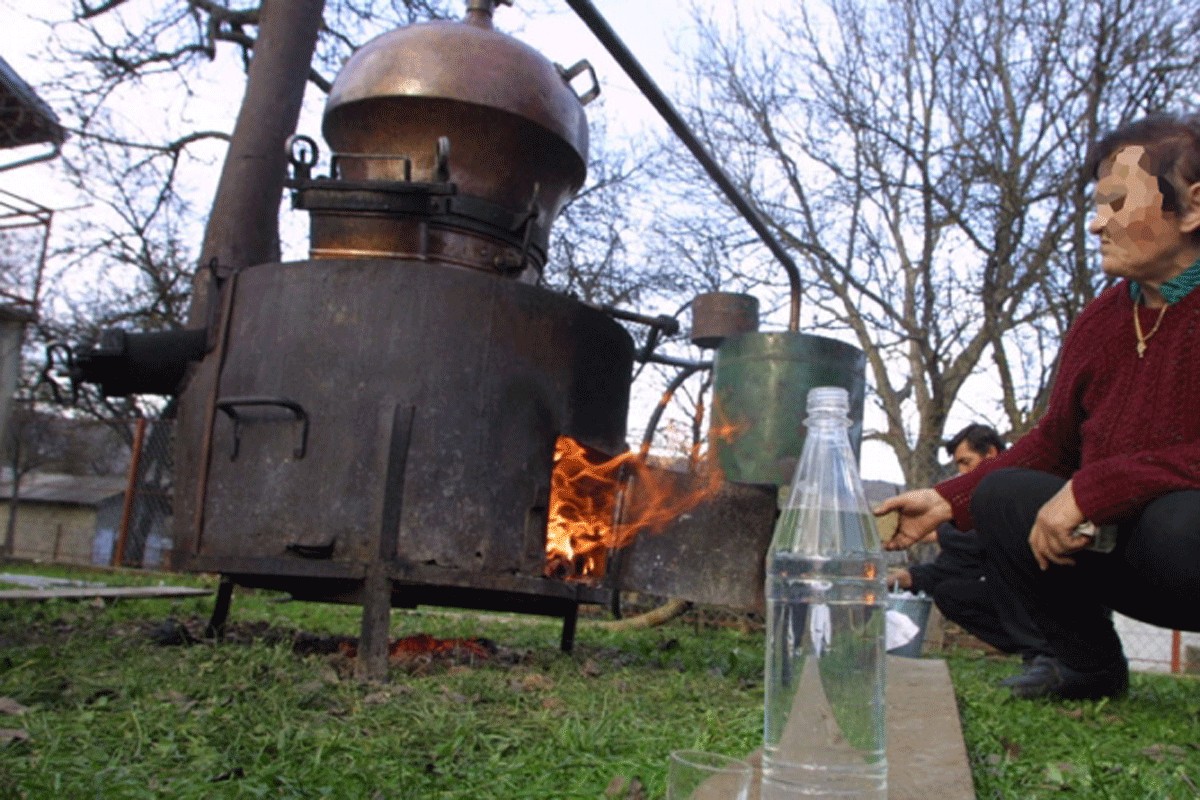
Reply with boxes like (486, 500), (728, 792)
(710, 332), (866, 486)
(887, 592), (933, 658)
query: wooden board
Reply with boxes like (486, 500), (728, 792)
(0, 586), (213, 602)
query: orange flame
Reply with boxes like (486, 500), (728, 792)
(336, 634), (494, 661)
(544, 436), (728, 581)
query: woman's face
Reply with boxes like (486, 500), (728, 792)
(1088, 145), (1194, 286)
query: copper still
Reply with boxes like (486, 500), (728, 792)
(298, 0), (596, 278)
(65, 1), (809, 670)
(160, 0), (630, 659)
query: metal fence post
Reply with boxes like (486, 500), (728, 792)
(113, 417), (147, 567)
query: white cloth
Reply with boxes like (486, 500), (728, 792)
(886, 608), (921, 650)
(809, 603), (832, 655)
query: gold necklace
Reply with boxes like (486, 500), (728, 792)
(1133, 299), (1168, 358)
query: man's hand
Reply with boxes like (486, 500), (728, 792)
(886, 567), (913, 591)
(1029, 480), (1089, 570)
(875, 489), (953, 551)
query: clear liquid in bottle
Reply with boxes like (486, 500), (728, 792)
(761, 389), (887, 799)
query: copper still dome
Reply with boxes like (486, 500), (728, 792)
(322, 0), (595, 227)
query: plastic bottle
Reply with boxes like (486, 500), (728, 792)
(761, 386), (887, 799)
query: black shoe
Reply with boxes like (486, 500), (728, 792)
(998, 654), (1054, 688)
(1009, 656), (1128, 701)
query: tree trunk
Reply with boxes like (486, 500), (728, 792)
(189, 0), (326, 321)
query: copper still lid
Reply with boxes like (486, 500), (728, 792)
(321, 0), (596, 223)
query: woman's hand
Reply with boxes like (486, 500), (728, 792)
(875, 489), (953, 551)
(1029, 480), (1089, 570)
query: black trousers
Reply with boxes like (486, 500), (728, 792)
(911, 526), (1049, 659)
(973, 468), (1200, 671)
(930, 575), (1048, 659)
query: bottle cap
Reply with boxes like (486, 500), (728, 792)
(806, 386), (849, 416)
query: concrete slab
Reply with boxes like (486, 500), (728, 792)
(881, 656), (975, 799)
(724, 657), (974, 800)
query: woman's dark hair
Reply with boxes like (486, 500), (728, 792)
(944, 423), (1006, 458)
(1086, 112), (1200, 214)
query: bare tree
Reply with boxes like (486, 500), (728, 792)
(667, 0), (1200, 486)
(542, 115), (672, 307)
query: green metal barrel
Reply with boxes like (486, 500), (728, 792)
(711, 332), (866, 486)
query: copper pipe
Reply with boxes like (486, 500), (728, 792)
(465, 0), (511, 26)
(639, 362), (710, 458)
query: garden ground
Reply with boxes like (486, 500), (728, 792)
(0, 563), (1197, 799)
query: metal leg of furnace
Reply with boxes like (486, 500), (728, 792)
(560, 602), (579, 653)
(205, 575), (235, 640)
(357, 565), (393, 681)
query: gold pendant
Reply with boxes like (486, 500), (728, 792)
(1137, 340), (1147, 358)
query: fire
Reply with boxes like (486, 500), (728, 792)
(544, 436), (726, 581)
(336, 634), (494, 661)
(388, 633), (494, 660)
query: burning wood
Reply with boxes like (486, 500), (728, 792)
(545, 436), (726, 581)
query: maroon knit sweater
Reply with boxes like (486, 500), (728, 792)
(936, 280), (1200, 530)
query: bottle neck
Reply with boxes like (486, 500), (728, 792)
(805, 414), (851, 431)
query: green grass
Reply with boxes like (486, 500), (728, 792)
(0, 563), (1198, 799)
(948, 651), (1200, 799)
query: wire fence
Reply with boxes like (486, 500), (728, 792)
(113, 416), (174, 570)
(1115, 616), (1199, 675)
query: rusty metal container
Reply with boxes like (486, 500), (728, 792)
(615, 470), (777, 612)
(174, 257), (632, 581)
(166, 4), (629, 665)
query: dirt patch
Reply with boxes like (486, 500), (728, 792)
(141, 617), (523, 674)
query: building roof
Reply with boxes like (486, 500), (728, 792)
(0, 56), (64, 150)
(0, 472), (127, 507)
